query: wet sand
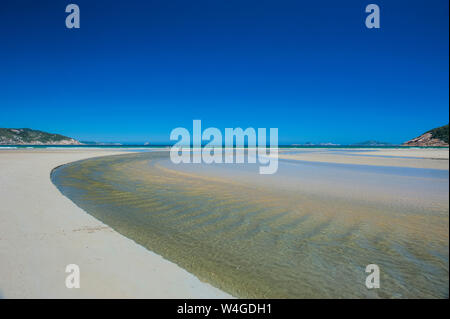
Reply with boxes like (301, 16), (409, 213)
(0, 149), (232, 298)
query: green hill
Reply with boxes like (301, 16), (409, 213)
(0, 128), (81, 145)
(427, 124), (449, 144)
(403, 124), (449, 146)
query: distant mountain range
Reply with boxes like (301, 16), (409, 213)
(0, 128), (81, 145)
(403, 124), (449, 146)
(80, 141), (123, 146)
(351, 140), (393, 146)
(292, 142), (341, 146)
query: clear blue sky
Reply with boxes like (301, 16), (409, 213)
(0, 0), (448, 144)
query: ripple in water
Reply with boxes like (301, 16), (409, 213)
(51, 151), (449, 298)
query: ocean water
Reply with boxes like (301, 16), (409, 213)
(1, 144), (449, 149)
(51, 151), (449, 298)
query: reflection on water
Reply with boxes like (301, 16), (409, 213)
(51, 151), (449, 298)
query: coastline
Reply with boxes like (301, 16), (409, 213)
(0, 149), (232, 298)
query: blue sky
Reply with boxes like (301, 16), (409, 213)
(0, 0), (448, 144)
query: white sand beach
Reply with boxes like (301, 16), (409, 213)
(0, 149), (232, 299)
(0, 147), (448, 298)
(278, 148), (449, 169)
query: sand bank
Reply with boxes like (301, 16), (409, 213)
(353, 148), (449, 159)
(0, 149), (231, 298)
(278, 148), (449, 169)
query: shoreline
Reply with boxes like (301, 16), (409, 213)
(0, 149), (232, 298)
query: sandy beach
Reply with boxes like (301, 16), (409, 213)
(0, 149), (232, 298)
(1, 147), (448, 298)
(277, 148), (449, 170)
